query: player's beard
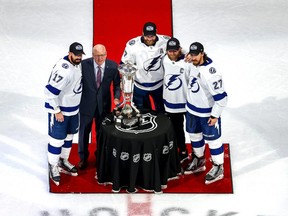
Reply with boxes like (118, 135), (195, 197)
(192, 60), (200, 66)
(72, 58), (82, 65)
(144, 38), (156, 46)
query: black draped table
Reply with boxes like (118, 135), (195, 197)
(96, 113), (181, 193)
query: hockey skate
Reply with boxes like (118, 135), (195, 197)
(179, 150), (189, 163)
(205, 164), (224, 184)
(58, 158), (78, 176)
(49, 163), (60, 186)
(184, 153), (206, 175)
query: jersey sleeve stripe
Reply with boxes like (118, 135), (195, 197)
(45, 103), (79, 113)
(213, 92), (227, 101)
(46, 84), (61, 95)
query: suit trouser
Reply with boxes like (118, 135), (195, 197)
(78, 112), (103, 161)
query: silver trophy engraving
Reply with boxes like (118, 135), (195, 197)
(114, 62), (142, 128)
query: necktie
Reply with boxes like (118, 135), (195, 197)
(96, 66), (101, 88)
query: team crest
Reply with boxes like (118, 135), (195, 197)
(163, 35), (171, 40)
(129, 39), (136, 46)
(188, 77), (200, 93)
(209, 67), (216, 74)
(73, 77), (83, 94)
(164, 74), (182, 91)
(62, 63), (69, 69)
(115, 113), (157, 134)
(143, 55), (162, 73)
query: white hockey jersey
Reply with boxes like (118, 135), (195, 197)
(121, 35), (170, 91)
(44, 56), (82, 116)
(162, 54), (195, 113)
(186, 57), (228, 118)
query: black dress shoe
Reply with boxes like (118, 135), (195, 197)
(78, 160), (88, 170)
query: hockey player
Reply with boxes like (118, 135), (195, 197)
(44, 42), (84, 186)
(184, 42), (228, 184)
(121, 22), (170, 112)
(162, 37), (195, 163)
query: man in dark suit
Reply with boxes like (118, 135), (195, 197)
(78, 44), (121, 170)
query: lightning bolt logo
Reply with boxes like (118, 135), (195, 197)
(164, 74), (182, 91)
(143, 55), (162, 73)
(73, 78), (83, 95)
(189, 77), (200, 93)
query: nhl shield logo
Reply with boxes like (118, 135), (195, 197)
(143, 153), (152, 162)
(162, 145), (169, 154)
(133, 154), (140, 163)
(120, 152), (129, 161)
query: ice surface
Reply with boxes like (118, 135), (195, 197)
(1, 0), (288, 215)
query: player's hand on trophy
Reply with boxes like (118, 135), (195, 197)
(114, 98), (120, 106)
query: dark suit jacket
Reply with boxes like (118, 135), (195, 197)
(80, 58), (121, 117)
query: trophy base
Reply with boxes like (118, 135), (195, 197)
(114, 111), (142, 129)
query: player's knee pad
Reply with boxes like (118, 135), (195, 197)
(65, 134), (74, 141)
(189, 133), (203, 142)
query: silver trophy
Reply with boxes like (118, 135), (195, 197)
(114, 62), (142, 128)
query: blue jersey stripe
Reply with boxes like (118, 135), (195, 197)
(187, 101), (212, 113)
(163, 99), (186, 109)
(45, 102), (79, 112)
(135, 79), (163, 87)
(46, 84), (61, 95)
(213, 92), (227, 101)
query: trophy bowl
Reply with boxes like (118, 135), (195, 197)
(113, 62), (143, 128)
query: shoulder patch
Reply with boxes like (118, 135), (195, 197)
(209, 67), (216, 74)
(62, 63), (69, 69)
(129, 39), (136, 46)
(163, 35), (171, 40)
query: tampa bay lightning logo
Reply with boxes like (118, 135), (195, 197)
(73, 77), (83, 94)
(188, 77), (200, 93)
(164, 74), (182, 91)
(62, 63), (69, 69)
(115, 113), (157, 134)
(209, 67), (216, 74)
(143, 55), (162, 73)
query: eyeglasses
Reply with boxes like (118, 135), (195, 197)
(94, 54), (107, 58)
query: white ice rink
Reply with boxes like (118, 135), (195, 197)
(1, 0), (288, 215)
